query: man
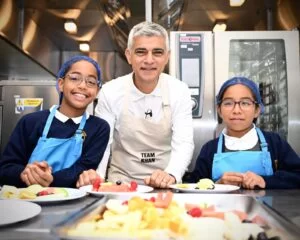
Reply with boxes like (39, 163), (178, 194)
(77, 21), (194, 188)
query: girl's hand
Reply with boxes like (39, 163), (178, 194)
(76, 169), (99, 188)
(216, 172), (244, 186)
(21, 161), (53, 187)
(242, 171), (266, 189)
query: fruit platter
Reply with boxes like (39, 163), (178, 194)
(53, 192), (300, 240)
(169, 178), (240, 193)
(79, 177), (153, 196)
(92, 178), (139, 192)
(0, 184), (86, 203)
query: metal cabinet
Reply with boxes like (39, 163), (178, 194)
(0, 81), (58, 153)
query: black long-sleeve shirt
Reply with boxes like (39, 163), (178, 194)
(0, 109), (110, 188)
(184, 130), (300, 189)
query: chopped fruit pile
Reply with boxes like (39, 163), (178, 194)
(0, 184), (68, 200)
(92, 177), (138, 192)
(67, 192), (274, 240)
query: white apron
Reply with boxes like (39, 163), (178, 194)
(107, 78), (172, 184)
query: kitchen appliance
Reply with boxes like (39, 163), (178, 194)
(170, 31), (300, 170)
(170, 31), (215, 170)
(0, 81), (58, 153)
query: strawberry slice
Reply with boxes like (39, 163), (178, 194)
(129, 181), (138, 191)
(36, 188), (55, 196)
(149, 196), (156, 202)
(187, 207), (202, 217)
(92, 177), (102, 191)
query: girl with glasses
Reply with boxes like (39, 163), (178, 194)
(184, 77), (300, 189)
(0, 56), (110, 188)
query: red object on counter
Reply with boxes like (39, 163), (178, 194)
(92, 177), (102, 191)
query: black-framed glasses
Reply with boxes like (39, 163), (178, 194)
(220, 99), (257, 110)
(64, 73), (100, 88)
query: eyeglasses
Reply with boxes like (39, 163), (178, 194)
(220, 99), (257, 110)
(64, 73), (99, 88)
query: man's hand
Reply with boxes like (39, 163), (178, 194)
(216, 172), (244, 186)
(242, 171), (266, 189)
(76, 169), (99, 188)
(21, 161), (53, 187)
(144, 169), (176, 188)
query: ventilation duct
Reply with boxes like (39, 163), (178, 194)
(98, 0), (131, 59)
(0, 0), (59, 80)
(153, 0), (185, 31)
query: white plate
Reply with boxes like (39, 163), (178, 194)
(29, 188), (86, 203)
(0, 188), (86, 203)
(169, 183), (240, 193)
(0, 200), (41, 226)
(79, 184), (154, 196)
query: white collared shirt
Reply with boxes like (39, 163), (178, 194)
(129, 81), (163, 122)
(50, 105), (90, 124)
(95, 73), (194, 182)
(222, 124), (258, 150)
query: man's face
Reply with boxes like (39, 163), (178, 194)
(125, 35), (169, 87)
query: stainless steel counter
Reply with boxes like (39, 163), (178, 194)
(1, 189), (300, 240)
(241, 189), (300, 228)
(0, 196), (101, 240)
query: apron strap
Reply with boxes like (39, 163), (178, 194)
(75, 112), (87, 141)
(256, 127), (268, 152)
(256, 127), (272, 174)
(76, 112), (87, 132)
(42, 105), (59, 138)
(217, 133), (224, 153)
(160, 77), (170, 106)
(123, 74), (132, 112)
(43, 105), (87, 139)
(160, 77), (172, 128)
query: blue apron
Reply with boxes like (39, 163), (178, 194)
(28, 105), (86, 172)
(212, 128), (273, 181)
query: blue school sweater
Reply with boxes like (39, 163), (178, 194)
(0, 109), (110, 188)
(183, 130), (300, 189)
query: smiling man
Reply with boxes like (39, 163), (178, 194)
(76, 21), (194, 189)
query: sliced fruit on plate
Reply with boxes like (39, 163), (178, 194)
(92, 179), (139, 192)
(35, 192), (68, 200)
(92, 177), (102, 191)
(175, 183), (189, 188)
(54, 188), (69, 197)
(19, 189), (37, 199)
(0, 184), (69, 200)
(27, 184), (44, 194)
(101, 182), (113, 186)
(0, 185), (18, 199)
(129, 181), (138, 191)
(37, 188), (55, 196)
(37, 187), (69, 197)
(98, 184), (131, 192)
(196, 178), (215, 190)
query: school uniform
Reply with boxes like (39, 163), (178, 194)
(96, 72), (194, 184)
(183, 128), (300, 189)
(0, 106), (110, 187)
